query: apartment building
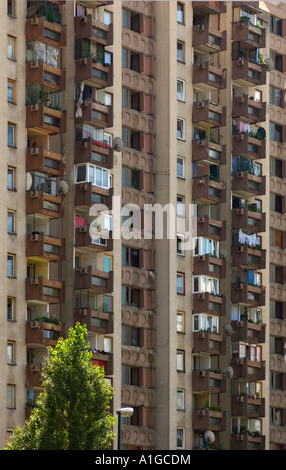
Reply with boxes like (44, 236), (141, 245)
(1, 0), (286, 451)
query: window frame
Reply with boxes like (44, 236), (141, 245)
(176, 272), (185, 294)
(8, 122), (16, 147)
(177, 3), (184, 24)
(7, 79), (16, 103)
(177, 40), (185, 63)
(7, 296), (16, 321)
(177, 118), (185, 140)
(7, 253), (15, 278)
(7, 341), (15, 365)
(7, 35), (16, 60)
(177, 310), (185, 333)
(7, 384), (15, 409)
(7, 210), (16, 234)
(177, 79), (185, 101)
(177, 156), (185, 179)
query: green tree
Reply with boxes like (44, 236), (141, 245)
(5, 323), (115, 450)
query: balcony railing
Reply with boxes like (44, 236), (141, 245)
(193, 408), (226, 432)
(26, 319), (65, 346)
(232, 133), (266, 160)
(193, 100), (226, 128)
(231, 320), (266, 344)
(232, 394), (265, 418)
(76, 99), (113, 128)
(192, 1), (227, 14)
(192, 24), (226, 54)
(231, 432), (266, 450)
(232, 95), (266, 123)
(192, 175), (226, 204)
(26, 103), (66, 135)
(26, 233), (66, 261)
(196, 215), (226, 241)
(231, 244), (266, 270)
(193, 330), (226, 355)
(193, 62), (227, 90)
(232, 57), (266, 86)
(232, 207), (265, 233)
(74, 182), (113, 209)
(192, 369), (227, 393)
(193, 254), (226, 279)
(192, 139), (226, 166)
(231, 281), (265, 307)
(74, 307), (113, 334)
(232, 20), (266, 50)
(231, 356), (266, 381)
(26, 277), (65, 304)
(74, 266), (113, 294)
(26, 16), (67, 48)
(26, 190), (64, 219)
(26, 60), (66, 92)
(75, 15), (113, 46)
(75, 56), (113, 88)
(26, 146), (66, 176)
(75, 226), (113, 252)
(193, 292), (226, 316)
(232, 171), (266, 197)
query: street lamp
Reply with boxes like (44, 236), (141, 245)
(116, 407), (134, 450)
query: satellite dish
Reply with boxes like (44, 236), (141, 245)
(112, 137), (124, 152)
(204, 430), (215, 445)
(26, 172), (33, 190)
(58, 180), (69, 195)
(224, 366), (234, 378)
(256, 127), (266, 140)
(224, 323), (233, 336)
(265, 57), (274, 71)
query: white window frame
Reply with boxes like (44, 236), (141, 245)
(177, 118), (185, 140)
(192, 314), (219, 333)
(75, 164), (111, 189)
(177, 388), (185, 410)
(193, 237), (219, 258)
(177, 156), (185, 178)
(193, 275), (219, 295)
(177, 79), (185, 101)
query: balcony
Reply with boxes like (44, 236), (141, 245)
(91, 350), (113, 375)
(26, 146), (66, 176)
(231, 356), (266, 381)
(26, 60), (66, 92)
(232, 57), (266, 86)
(193, 254), (226, 279)
(192, 24), (226, 54)
(231, 245), (266, 270)
(26, 277), (65, 304)
(232, 394), (265, 418)
(74, 182), (113, 210)
(26, 190), (64, 219)
(231, 432), (266, 450)
(193, 1), (227, 14)
(74, 307), (113, 334)
(193, 62), (227, 91)
(232, 133), (266, 160)
(232, 20), (266, 50)
(231, 281), (265, 307)
(192, 176), (226, 204)
(75, 98), (113, 128)
(192, 100), (226, 128)
(193, 330), (226, 355)
(74, 266), (113, 294)
(192, 139), (226, 166)
(75, 15), (113, 46)
(193, 292), (226, 316)
(196, 216), (226, 241)
(193, 408), (226, 432)
(231, 320), (266, 344)
(26, 319), (65, 346)
(232, 171), (266, 197)
(75, 139), (113, 168)
(26, 363), (43, 388)
(232, 207), (265, 233)
(26, 16), (67, 48)
(26, 233), (66, 261)
(75, 226), (113, 252)
(26, 103), (66, 135)
(232, 95), (266, 123)
(75, 56), (113, 88)
(192, 369), (226, 393)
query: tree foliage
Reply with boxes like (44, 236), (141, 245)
(5, 323), (115, 450)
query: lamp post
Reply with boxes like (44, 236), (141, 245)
(116, 407), (134, 450)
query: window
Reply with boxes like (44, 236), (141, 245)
(177, 41), (184, 62)
(7, 385), (15, 409)
(177, 234), (185, 255)
(177, 79), (185, 101)
(122, 247), (140, 267)
(122, 166), (140, 188)
(177, 118), (185, 140)
(177, 3), (184, 23)
(7, 341), (15, 364)
(8, 122), (15, 147)
(7, 210), (15, 234)
(177, 195), (185, 216)
(270, 51), (283, 72)
(7, 254), (15, 277)
(104, 10), (112, 26)
(7, 35), (15, 60)
(177, 389), (185, 410)
(7, 0), (15, 16)
(270, 87), (282, 107)
(193, 275), (219, 295)
(270, 16), (282, 36)
(177, 349), (185, 371)
(7, 79), (16, 103)
(270, 158), (283, 177)
(104, 254), (113, 272)
(7, 167), (15, 190)
(177, 272), (185, 294)
(177, 428), (185, 449)
(75, 164), (111, 189)
(270, 122), (282, 142)
(177, 310), (185, 333)
(122, 326), (140, 347)
(193, 314), (219, 333)
(177, 157), (185, 178)
(193, 237), (220, 258)
(7, 297), (15, 321)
